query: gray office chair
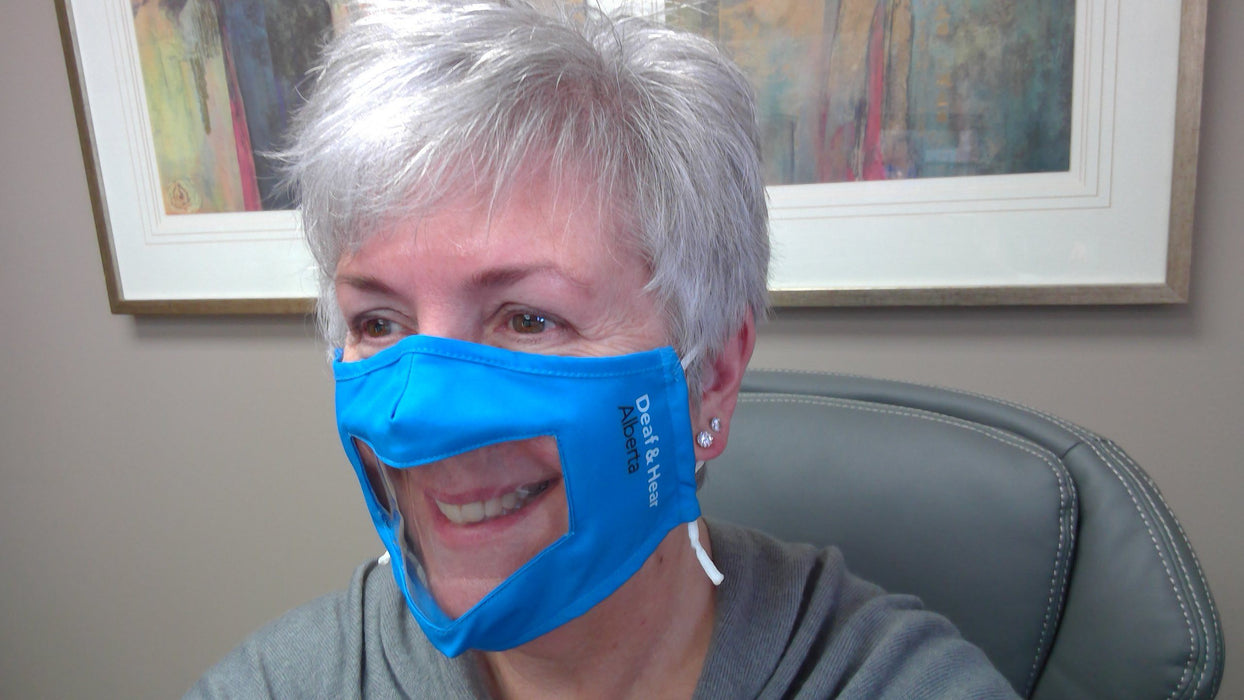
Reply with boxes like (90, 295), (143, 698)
(701, 370), (1223, 699)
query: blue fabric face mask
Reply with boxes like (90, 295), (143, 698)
(334, 334), (719, 657)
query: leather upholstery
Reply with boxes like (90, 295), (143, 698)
(700, 370), (1223, 699)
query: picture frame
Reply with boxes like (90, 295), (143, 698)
(58, 0), (1207, 314)
(750, 0), (1208, 307)
(58, 0), (322, 315)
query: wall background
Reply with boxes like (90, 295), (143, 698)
(1, 2), (1237, 697)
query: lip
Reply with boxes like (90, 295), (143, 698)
(424, 477), (565, 547)
(427, 477), (556, 506)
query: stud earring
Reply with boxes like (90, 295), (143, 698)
(696, 430), (714, 448)
(710, 417), (722, 433)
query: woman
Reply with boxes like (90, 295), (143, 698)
(190, 2), (1016, 697)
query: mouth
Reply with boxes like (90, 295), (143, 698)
(433, 479), (555, 525)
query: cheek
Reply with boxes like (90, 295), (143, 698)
(516, 436), (561, 470)
(387, 468), (429, 520)
(340, 335), (364, 362)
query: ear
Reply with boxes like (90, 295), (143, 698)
(692, 309), (756, 462)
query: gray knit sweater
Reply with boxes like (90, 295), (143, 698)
(187, 520), (1019, 699)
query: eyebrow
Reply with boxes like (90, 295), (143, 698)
(336, 273), (399, 297)
(336, 264), (592, 297)
(469, 263), (592, 292)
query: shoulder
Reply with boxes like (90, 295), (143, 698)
(184, 562), (373, 699)
(184, 558), (485, 699)
(697, 520), (1019, 699)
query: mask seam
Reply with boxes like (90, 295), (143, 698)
(389, 356), (414, 420)
(359, 431), (562, 469)
(335, 338), (680, 381)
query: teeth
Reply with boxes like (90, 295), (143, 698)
(484, 498), (502, 518)
(460, 501), (484, 522)
(436, 480), (551, 525)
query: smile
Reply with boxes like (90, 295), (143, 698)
(434, 479), (554, 525)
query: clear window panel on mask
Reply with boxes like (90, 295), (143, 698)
(354, 436), (568, 619)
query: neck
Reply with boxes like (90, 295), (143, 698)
(477, 519), (717, 700)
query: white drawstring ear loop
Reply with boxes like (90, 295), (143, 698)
(688, 519), (724, 585)
(680, 351), (725, 586)
(689, 459), (724, 585)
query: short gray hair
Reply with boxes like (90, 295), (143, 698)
(283, 0), (769, 389)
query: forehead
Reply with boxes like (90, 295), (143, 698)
(335, 172), (645, 293)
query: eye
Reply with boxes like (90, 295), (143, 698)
(360, 317), (393, 338)
(510, 312), (550, 334)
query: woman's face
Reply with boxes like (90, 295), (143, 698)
(334, 177), (669, 618)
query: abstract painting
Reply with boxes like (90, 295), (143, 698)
(60, 0), (1203, 310)
(669, 0), (1075, 186)
(131, 0), (353, 214)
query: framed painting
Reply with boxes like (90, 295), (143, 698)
(59, 0), (1207, 313)
(57, 0), (341, 314)
(656, 0), (1208, 306)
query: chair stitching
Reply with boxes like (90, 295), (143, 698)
(1136, 469), (1223, 696)
(1096, 444), (1222, 651)
(916, 387), (1207, 698)
(898, 382), (1204, 699)
(741, 394), (1070, 692)
(751, 371), (1213, 697)
(1033, 484), (1076, 698)
(887, 379), (1195, 697)
(1102, 440), (1216, 699)
(1102, 441), (1201, 700)
(1070, 436), (1194, 699)
(746, 370), (1204, 696)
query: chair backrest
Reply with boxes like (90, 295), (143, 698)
(700, 370), (1223, 699)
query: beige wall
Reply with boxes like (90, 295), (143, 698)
(1, 3), (1237, 697)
